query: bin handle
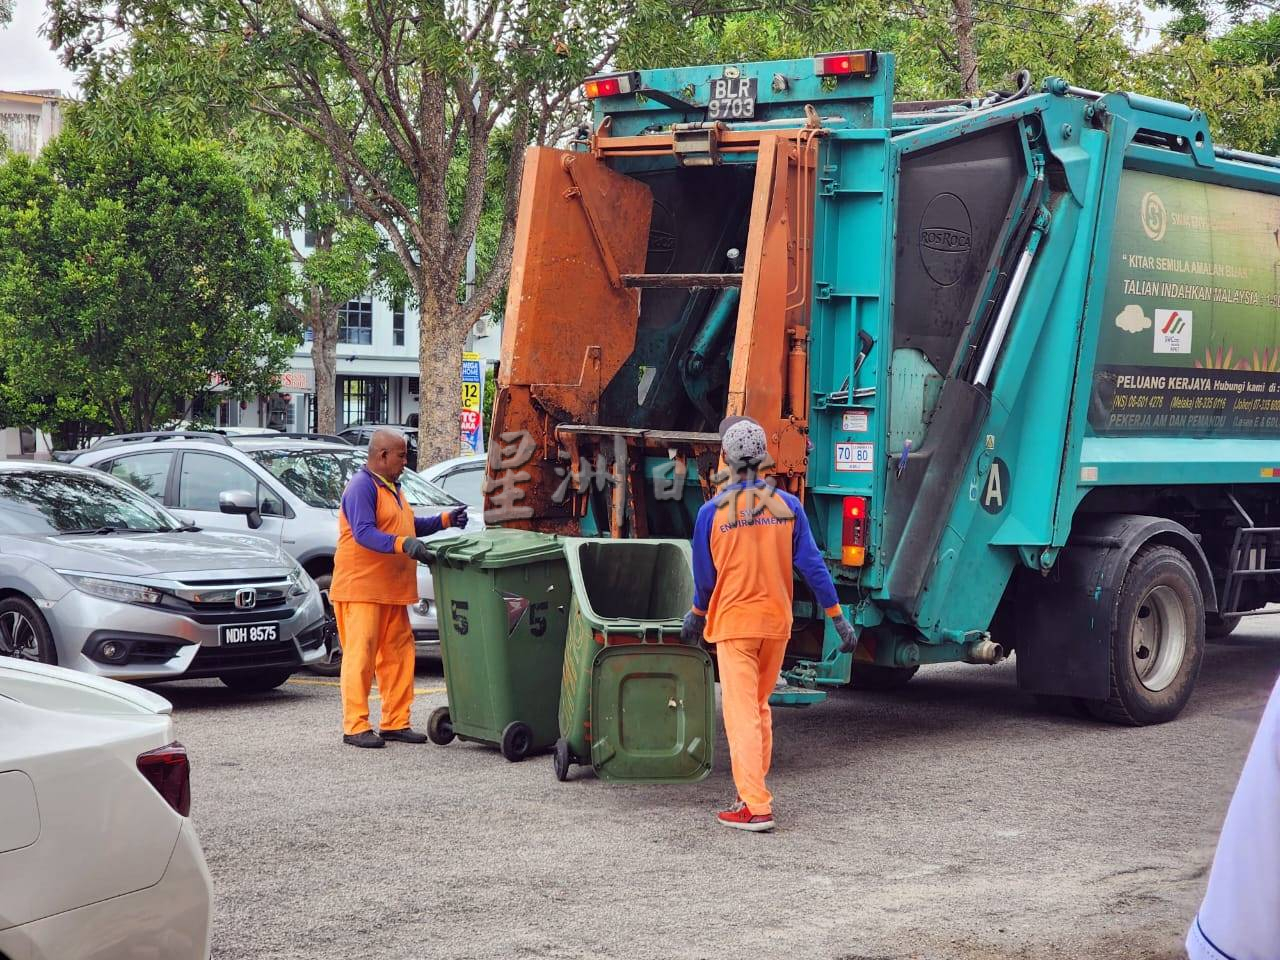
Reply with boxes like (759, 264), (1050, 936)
(432, 538), (493, 569)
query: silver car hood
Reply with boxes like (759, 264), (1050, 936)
(2, 530), (292, 580)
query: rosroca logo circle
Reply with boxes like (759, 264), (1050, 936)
(1141, 191), (1167, 241)
(919, 193), (972, 287)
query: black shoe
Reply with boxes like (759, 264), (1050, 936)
(343, 730), (385, 748)
(380, 727), (428, 744)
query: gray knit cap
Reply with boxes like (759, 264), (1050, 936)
(719, 416), (768, 471)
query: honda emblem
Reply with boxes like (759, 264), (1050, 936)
(235, 588), (257, 609)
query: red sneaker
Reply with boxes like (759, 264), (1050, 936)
(717, 801), (775, 832)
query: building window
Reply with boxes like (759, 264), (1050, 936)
(338, 299), (373, 345)
(340, 376), (389, 428)
(393, 299), (405, 347)
(303, 202), (318, 249)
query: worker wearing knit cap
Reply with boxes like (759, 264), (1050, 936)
(332, 428), (467, 748)
(684, 415), (858, 831)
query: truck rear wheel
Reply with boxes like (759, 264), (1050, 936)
(1087, 545), (1204, 726)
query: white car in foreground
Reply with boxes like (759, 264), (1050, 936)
(0, 659), (212, 960)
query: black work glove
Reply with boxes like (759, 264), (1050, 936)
(833, 615), (858, 654)
(401, 537), (432, 563)
(681, 610), (706, 643)
(446, 506), (469, 529)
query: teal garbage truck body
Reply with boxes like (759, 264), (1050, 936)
(486, 51), (1280, 723)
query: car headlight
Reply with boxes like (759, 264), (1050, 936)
(288, 564), (314, 597)
(65, 574), (164, 605)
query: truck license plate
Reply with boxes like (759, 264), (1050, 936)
(220, 622), (279, 645)
(707, 76), (757, 121)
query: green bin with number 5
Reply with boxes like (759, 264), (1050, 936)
(420, 528), (572, 761)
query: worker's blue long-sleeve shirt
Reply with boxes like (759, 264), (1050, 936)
(690, 480), (842, 643)
(341, 467), (446, 554)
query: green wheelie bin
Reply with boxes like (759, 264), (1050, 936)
(422, 528), (572, 761)
(554, 538), (715, 784)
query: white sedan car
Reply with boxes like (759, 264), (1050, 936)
(0, 659), (212, 959)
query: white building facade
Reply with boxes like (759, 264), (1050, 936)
(214, 226), (501, 434)
(0, 89), (64, 160)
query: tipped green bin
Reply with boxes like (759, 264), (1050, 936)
(555, 538), (714, 784)
(422, 528), (571, 761)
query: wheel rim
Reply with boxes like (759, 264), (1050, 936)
(319, 589), (341, 668)
(1131, 584), (1187, 692)
(0, 611), (41, 661)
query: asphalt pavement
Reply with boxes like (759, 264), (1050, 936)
(158, 623), (1280, 960)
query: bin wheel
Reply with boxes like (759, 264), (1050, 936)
(427, 707), (455, 745)
(553, 738), (572, 781)
(500, 721), (533, 762)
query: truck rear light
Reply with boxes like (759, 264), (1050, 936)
(137, 742), (191, 817)
(814, 50), (878, 78)
(842, 496), (868, 566)
(582, 71), (640, 99)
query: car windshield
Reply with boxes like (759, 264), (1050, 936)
(0, 470), (179, 535)
(248, 448), (458, 509)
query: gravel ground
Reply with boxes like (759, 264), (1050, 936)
(158, 624), (1280, 960)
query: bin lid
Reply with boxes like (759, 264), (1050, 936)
(425, 527), (566, 569)
(562, 537), (693, 626)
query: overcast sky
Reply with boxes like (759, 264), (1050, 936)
(1, 0), (76, 94)
(0, 0), (1183, 98)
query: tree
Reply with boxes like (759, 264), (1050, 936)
(622, 1), (1279, 148)
(0, 126), (296, 433)
(50, 0), (669, 465)
(232, 123), (389, 434)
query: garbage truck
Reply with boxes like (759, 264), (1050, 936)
(484, 50), (1280, 725)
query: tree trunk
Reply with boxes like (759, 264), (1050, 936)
(953, 0), (980, 96)
(310, 295), (340, 434)
(415, 282), (462, 470)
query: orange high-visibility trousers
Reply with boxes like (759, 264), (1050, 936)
(335, 601), (415, 736)
(716, 635), (789, 816)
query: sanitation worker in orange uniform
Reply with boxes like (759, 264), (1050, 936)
(683, 416), (858, 831)
(333, 429), (467, 748)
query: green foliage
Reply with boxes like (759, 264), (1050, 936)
(482, 365), (497, 431)
(0, 128), (296, 432)
(622, 1), (1280, 157)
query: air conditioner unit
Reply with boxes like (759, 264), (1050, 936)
(472, 316), (491, 339)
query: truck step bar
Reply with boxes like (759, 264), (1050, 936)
(1221, 525), (1280, 616)
(621, 273), (743, 289)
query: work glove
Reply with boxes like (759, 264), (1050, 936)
(833, 615), (859, 654)
(681, 610), (706, 643)
(446, 506), (469, 529)
(401, 536), (432, 563)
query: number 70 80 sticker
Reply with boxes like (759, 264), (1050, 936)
(834, 442), (874, 472)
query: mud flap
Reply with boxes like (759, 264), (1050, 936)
(1012, 545), (1115, 700)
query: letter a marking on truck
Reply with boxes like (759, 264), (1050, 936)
(982, 458), (1010, 514)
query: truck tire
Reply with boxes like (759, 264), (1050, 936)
(1087, 545), (1204, 726)
(848, 663), (918, 691)
(1205, 612), (1241, 640)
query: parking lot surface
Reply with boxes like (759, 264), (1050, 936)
(161, 625), (1280, 960)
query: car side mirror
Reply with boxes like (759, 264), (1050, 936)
(219, 489), (263, 530)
